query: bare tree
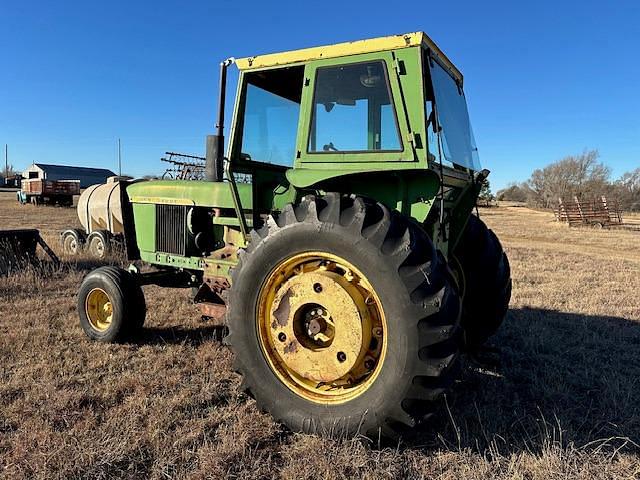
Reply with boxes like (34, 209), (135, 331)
(497, 182), (531, 202)
(613, 168), (640, 211)
(2, 164), (17, 178)
(526, 150), (611, 208)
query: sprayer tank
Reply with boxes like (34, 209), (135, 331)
(77, 177), (127, 234)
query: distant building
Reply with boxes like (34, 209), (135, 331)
(4, 174), (22, 188)
(22, 163), (116, 188)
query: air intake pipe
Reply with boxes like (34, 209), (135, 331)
(205, 57), (235, 182)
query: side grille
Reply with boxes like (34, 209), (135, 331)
(156, 204), (187, 255)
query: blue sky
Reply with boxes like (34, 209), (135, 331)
(1, 0), (638, 191)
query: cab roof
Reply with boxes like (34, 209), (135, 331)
(235, 31), (463, 85)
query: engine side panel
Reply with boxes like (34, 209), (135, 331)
(124, 180), (252, 277)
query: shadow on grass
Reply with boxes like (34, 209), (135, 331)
(133, 325), (228, 347)
(104, 304), (640, 456)
(411, 307), (640, 455)
(63, 256), (127, 273)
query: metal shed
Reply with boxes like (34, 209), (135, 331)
(22, 163), (116, 189)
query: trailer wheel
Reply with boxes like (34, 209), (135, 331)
(61, 229), (85, 256)
(453, 215), (511, 349)
(227, 193), (461, 439)
(78, 266), (146, 342)
(87, 230), (110, 259)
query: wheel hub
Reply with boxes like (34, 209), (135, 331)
(85, 287), (113, 331)
(269, 271), (366, 383)
(257, 252), (386, 403)
(65, 236), (77, 253)
(304, 307), (329, 338)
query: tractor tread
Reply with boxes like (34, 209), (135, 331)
(454, 215), (512, 348)
(227, 193), (462, 439)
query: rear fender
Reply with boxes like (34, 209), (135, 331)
(293, 169), (441, 224)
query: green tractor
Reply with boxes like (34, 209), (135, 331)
(78, 32), (511, 438)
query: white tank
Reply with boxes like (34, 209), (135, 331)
(77, 176), (130, 234)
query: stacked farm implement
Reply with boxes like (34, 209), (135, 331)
(160, 152), (206, 180)
(554, 196), (639, 231)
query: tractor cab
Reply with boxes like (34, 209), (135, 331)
(220, 32), (484, 243)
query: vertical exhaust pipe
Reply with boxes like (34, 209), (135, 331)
(206, 57), (235, 182)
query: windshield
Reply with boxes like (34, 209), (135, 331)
(308, 61), (401, 153)
(428, 58), (481, 171)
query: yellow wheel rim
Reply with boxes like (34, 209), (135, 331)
(85, 288), (113, 332)
(257, 252), (387, 404)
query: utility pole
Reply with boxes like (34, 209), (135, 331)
(4, 144), (7, 179)
(117, 138), (122, 176)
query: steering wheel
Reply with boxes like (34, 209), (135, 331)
(322, 142), (339, 152)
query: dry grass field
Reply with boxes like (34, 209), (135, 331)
(1, 191), (639, 479)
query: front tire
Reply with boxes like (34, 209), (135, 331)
(227, 194), (461, 439)
(78, 266), (146, 342)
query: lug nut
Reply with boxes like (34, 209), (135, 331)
(313, 283), (323, 293)
(337, 351), (347, 363)
(278, 332), (287, 342)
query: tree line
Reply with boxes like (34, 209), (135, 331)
(497, 150), (640, 211)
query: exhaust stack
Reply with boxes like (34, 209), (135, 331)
(206, 58), (235, 182)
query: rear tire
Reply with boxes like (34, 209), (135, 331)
(454, 214), (511, 348)
(78, 266), (146, 342)
(227, 193), (461, 439)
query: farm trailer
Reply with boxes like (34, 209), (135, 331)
(17, 178), (80, 206)
(60, 176), (131, 259)
(75, 32), (512, 439)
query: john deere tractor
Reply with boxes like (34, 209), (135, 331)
(78, 32), (511, 438)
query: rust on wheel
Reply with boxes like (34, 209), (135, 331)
(256, 252), (386, 404)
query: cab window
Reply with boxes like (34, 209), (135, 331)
(308, 61), (401, 153)
(240, 66), (304, 167)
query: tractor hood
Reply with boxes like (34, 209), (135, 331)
(126, 180), (253, 210)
